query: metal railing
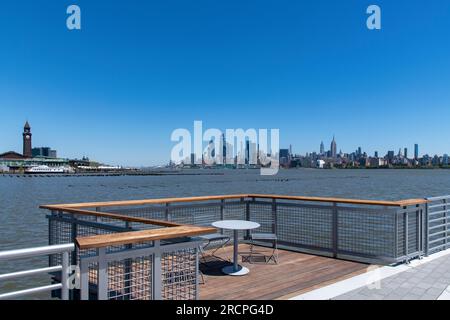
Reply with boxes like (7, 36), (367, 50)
(79, 239), (200, 300)
(0, 243), (74, 300)
(43, 207), (209, 300)
(34, 194), (442, 300)
(41, 195), (429, 265)
(97, 196), (426, 264)
(425, 195), (450, 255)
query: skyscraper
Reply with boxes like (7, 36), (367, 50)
(414, 144), (419, 160)
(23, 121), (32, 158)
(320, 141), (324, 155)
(404, 148), (408, 159)
(330, 136), (337, 159)
(245, 140), (250, 165)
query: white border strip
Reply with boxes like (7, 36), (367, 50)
(290, 249), (450, 300)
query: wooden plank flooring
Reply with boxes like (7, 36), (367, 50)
(199, 244), (370, 300)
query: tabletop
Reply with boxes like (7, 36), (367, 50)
(212, 220), (260, 231)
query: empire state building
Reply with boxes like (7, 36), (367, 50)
(330, 136), (337, 159)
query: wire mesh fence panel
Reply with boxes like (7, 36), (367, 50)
(248, 202), (274, 234)
(276, 203), (333, 250)
(107, 256), (153, 300)
(162, 248), (197, 300)
(337, 206), (396, 258)
(109, 206), (167, 222)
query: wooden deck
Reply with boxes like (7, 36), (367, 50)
(199, 244), (371, 300)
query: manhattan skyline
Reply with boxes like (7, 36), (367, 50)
(1, 1), (450, 166)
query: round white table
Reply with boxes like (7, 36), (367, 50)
(212, 220), (260, 276)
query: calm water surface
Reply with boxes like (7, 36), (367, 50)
(1, 169), (449, 297)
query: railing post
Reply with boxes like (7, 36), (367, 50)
(394, 209), (399, 258)
(245, 198), (251, 239)
(97, 248), (108, 300)
(80, 259), (89, 300)
(332, 202), (338, 258)
(416, 204), (421, 255)
(153, 240), (162, 300)
(444, 198), (448, 250)
(220, 199), (225, 235)
(272, 198), (277, 237)
(70, 213), (78, 267)
(424, 201), (429, 256)
(195, 246), (199, 300)
(165, 203), (171, 222)
(61, 251), (69, 300)
(48, 210), (55, 267)
(124, 221), (132, 299)
(404, 206), (409, 262)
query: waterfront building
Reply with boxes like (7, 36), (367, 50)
(32, 147), (57, 158)
(404, 148), (408, 159)
(221, 134), (226, 164)
(330, 136), (337, 159)
(443, 154), (449, 166)
(245, 140), (250, 165)
(249, 142), (257, 165)
(320, 141), (324, 155)
(374, 151), (378, 158)
(0, 153), (69, 171)
(414, 144), (419, 160)
(317, 159), (325, 168)
(279, 149), (290, 167)
(387, 151), (395, 163)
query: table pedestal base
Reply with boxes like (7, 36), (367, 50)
(221, 265), (249, 276)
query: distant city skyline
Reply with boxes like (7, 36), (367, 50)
(1, 1), (450, 166)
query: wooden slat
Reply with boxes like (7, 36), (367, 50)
(40, 194), (428, 211)
(249, 194), (428, 207)
(40, 194), (247, 210)
(46, 207), (182, 227)
(76, 225), (217, 249)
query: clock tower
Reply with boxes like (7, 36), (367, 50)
(23, 121), (32, 158)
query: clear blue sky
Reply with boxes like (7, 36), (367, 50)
(0, 0), (449, 166)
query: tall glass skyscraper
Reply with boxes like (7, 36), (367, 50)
(330, 136), (337, 159)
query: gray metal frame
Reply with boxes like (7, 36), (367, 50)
(0, 244), (74, 300)
(425, 195), (450, 255)
(89, 197), (429, 265)
(79, 239), (201, 300)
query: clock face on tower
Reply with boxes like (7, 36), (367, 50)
(25, 135), (30, 140)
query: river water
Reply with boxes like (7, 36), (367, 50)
(1, 168), (449, 297)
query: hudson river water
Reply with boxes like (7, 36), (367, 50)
(1, 169), (450, 297)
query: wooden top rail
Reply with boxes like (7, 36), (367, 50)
(41, 194), (428, 210)
(76, 225), (216, 249)
(248, 194), (428, 207)
(47, 207), (182, 227)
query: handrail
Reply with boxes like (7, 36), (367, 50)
(76, 225), (217, 249)
(40, 194), (428, 210)
(0, 243), (74, 261)
(0, 244), (74, 300)
(46, 207), (182, 227)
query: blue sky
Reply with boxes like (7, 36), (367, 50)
(0, 0), (449, 166)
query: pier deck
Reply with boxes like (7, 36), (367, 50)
(200, 244), (370, 300)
